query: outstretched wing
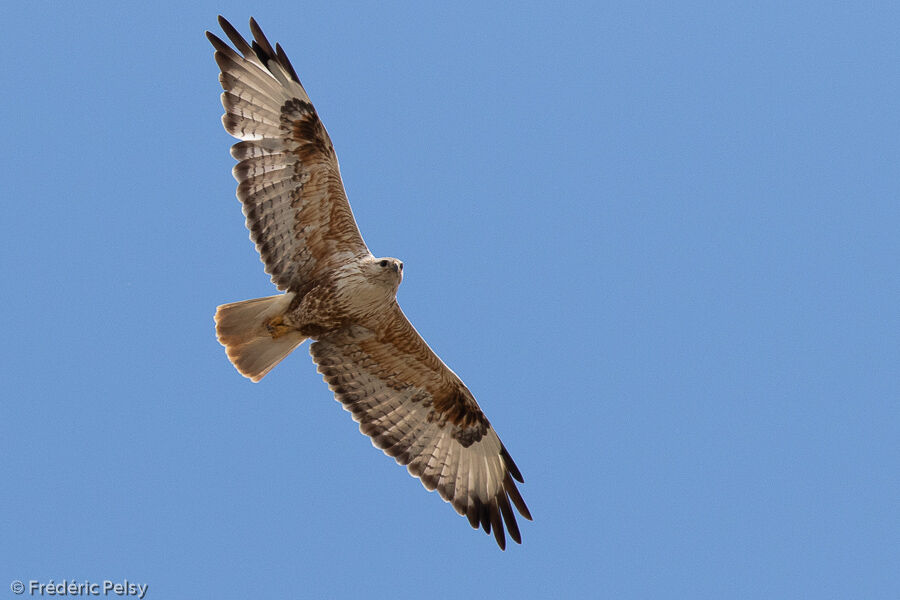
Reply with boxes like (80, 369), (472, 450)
(207, 17), (369, 292)
(309, 306), (531, 549)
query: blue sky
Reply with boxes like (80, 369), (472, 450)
(2, 1), (898, 598)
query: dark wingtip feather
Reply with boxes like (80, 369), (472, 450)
(217, 16), (253, 57)
(207, 32), (240, 62)
(490, 505), (506, 550)
(466, 503), (480, 529)
(505, 472), (532, 521)
(501, 444), (524, 483)
(206, 31), (226, 51)
(249, 17), (278, 63)
(498, 493), (522, 544)
(275, 42), (301, 83)
(217, 16), (240, 43)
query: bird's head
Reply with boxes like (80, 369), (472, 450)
(367, 256), (404, 291)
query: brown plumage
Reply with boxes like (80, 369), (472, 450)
(208, 16), (531, 549)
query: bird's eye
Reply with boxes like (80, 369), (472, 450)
(380, 260), (388, 267)
(399, 263), (403, 271)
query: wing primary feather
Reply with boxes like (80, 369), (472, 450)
(504, 472), (532, 520)
(465, 501), (480, 530)
(230, 139), (282, 160)
(497, 492), (521, 544)
(461, 450), (479, 529)
(218, 16), (256, 58)
(464, 447), (479, 528)
(206, 31), (235, 57)
(481, 455), (494, 506)
(249, 17), (278, 63)
(490, 504), (505, 550)
(479, 502), (491, 534)
(275, 42), (301, 83)
(209, 19), (548, 551)
(216, 53), (285, 99)
(501, 444), (524, 483)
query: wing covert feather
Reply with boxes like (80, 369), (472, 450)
(309, 306), (531, 549)
(209, 17), (529, 550)
(208, 17), (369, 291)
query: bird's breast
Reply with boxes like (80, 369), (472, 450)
(332, 271), (393, 321)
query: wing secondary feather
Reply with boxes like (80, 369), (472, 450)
(209, 17), (530, 550)
(309, 307), (531, 549)
(207, 17), (369, 292)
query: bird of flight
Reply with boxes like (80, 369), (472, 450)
(207, 16), (531, 549)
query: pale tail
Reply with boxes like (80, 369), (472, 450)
(215, 293), (305, 382)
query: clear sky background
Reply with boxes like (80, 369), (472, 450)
(2, 1), (898, 598)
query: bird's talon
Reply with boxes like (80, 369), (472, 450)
(265, 316), (291, 338)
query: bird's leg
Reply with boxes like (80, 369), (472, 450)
(264, 315), (294, 339)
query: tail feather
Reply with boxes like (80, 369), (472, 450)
(215, 293), (305, 382)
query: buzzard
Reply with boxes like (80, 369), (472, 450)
(207, 16), (531, 549)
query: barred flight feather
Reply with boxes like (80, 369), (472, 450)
(307, 309), (530, 549)
(209, 16), (530, 550)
